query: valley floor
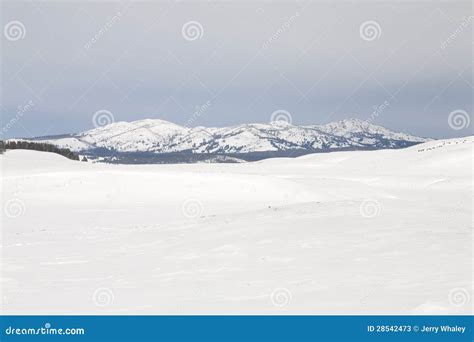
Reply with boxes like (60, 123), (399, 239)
(1, 137), (472, 314)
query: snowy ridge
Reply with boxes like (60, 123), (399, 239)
(27, 118), (428, 155)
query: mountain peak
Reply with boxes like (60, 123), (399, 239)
(27, 118), (428, 161)
(330, 118), (370, 128)
(114, 118), (181, 129)
(84, 118), (187, 137)
(131, 118), (177, 126)
(270, 120), (293, 128)
(343, 118), (368, 125)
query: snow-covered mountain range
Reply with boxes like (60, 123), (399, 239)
(26, 119), (427, 158)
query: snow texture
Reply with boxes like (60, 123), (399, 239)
(1, 137), (472, 314)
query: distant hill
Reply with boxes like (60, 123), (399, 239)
(14, 118), (429, 163)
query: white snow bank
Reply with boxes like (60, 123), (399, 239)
(1, 137), (472, 315)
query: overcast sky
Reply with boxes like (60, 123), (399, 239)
(1, 0), (472, 139)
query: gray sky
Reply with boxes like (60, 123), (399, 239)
(1, 0), (472, 139)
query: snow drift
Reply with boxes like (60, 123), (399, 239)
(1, 136), (472, 314)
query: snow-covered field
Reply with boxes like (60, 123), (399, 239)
(1, 137), (472, 314)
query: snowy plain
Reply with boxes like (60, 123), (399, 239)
(1, 137), (472, 314)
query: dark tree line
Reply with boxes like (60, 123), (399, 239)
(0, 140), (81, 161)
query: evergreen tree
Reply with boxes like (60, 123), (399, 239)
(4, 140), (80, 161)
